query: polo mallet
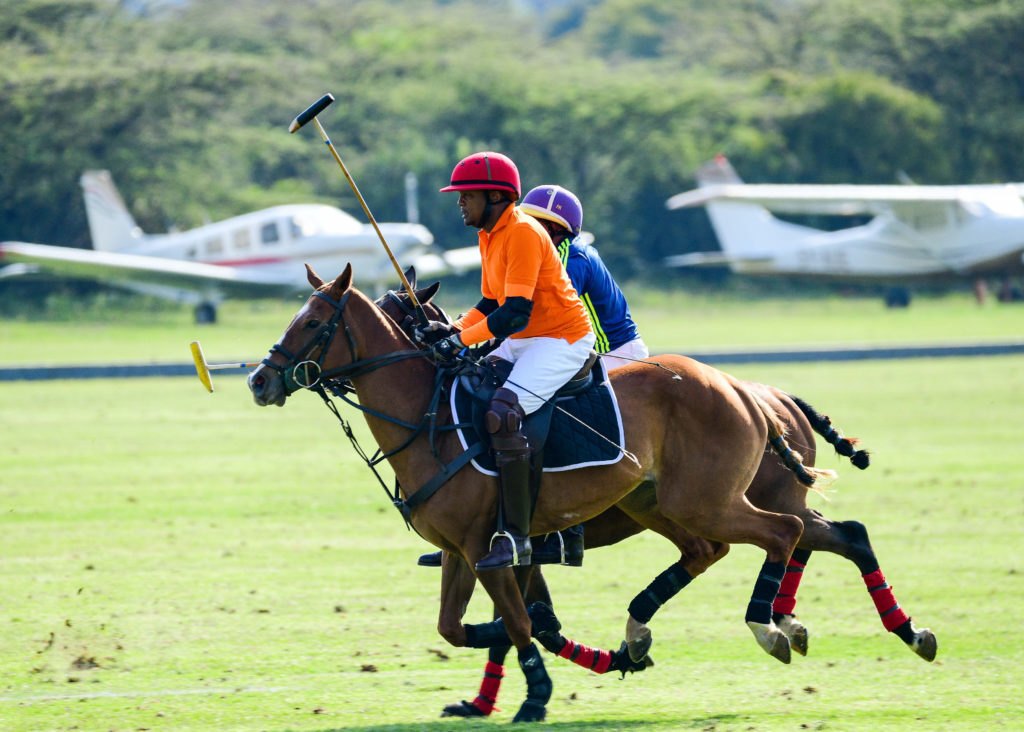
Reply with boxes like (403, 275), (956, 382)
(289, 93), (428, 326)
(189, 341), (259, 393)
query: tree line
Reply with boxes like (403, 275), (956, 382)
(2, 0), (1021, 280)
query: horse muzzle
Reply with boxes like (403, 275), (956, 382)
(248, 365), (288, 407)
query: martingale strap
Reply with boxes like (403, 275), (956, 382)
(395, 441), (488, 525)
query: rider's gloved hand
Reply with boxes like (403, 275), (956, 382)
(413, 320), (455, 345)
(430, 333), (464, 364)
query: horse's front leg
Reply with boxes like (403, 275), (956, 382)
(475, 567), (553, 723)
(437, 552), (478, 646)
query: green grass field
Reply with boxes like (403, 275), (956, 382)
(1, 284), (1021, 365)
(2, 290), (1023, 730)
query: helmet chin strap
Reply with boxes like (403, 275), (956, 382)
(481, 195), (512, 231)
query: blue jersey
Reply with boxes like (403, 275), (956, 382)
(557, 237), (640, 354)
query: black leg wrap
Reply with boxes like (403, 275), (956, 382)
(892, 618), (917, 644)
(519, 643), (553, 699)
(464, 619), (512, 648)
(745, 560), (786, 624)
(488, 644), (511, 665)
(627, 562), (694, 624)
(526, 602), (566, 654)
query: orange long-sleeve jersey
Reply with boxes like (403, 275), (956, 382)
(454, 205), (592, 346)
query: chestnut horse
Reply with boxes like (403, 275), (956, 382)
(248, 264), (834, 723)
(375, 275), (937, 718)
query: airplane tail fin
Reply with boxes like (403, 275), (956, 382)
(695, 156), (811, 263)
(80, 170), (145, 251)
(697, 153), (744, 186)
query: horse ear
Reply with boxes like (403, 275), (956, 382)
(416, 281), (441, 303)
(404, 265), (417, 290)
(305, 263), (324, 289)
(329, 263), (353, 300)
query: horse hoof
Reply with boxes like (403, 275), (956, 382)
(609, 640), (655, 677)
(626, 626), (652, 663)
(440, 700), (487, 717)
(911, 628), (937, 662)
(747, 620), (791, 664)
(776, 614), (809, 656)
(512, 699), (547, 723)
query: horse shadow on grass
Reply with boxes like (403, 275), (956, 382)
(298, 715), (742, 731)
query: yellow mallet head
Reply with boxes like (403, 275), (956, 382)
(190, 341), (214, 393)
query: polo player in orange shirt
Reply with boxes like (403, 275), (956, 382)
(422, 151), (596, 571)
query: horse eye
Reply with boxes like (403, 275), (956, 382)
(305, 319), (321, 329)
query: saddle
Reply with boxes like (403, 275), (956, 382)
(450, 351), (625, 477)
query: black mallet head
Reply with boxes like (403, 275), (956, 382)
(289, 93), (335, 133)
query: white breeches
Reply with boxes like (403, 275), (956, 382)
(490, 332), (597, 414)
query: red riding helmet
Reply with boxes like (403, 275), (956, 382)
(439, 151), (521, 200)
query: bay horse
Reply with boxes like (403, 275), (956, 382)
(375, 273), (937, 719)
(248, 263), (833, 723)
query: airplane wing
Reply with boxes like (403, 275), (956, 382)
(663, 251), (774, 268)
(0, 241), (300, 297)
(666, 183), (1016, 217)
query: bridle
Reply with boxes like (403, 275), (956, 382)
(259, 288), (424, 396)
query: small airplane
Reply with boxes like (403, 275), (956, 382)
(665, 155), (1024, 306)
(0, 171), (480, 322)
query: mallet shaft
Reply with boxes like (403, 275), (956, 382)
(289, 93), (427, 325)
(311, 117), (423, 315)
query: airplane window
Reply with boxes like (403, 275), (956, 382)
(205, 236), (223, 255)
(262, 222), (280, 245)
(291, 217), (312, 238)
(233, 228), (251, 250)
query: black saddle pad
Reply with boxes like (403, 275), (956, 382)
(450, 356), (625, 476)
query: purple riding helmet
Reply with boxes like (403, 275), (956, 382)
(519, 184), (583, 236)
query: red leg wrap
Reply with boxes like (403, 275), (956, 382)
(557, 639), (612, 674)
(862, 569), (911, 632)
(773, 556), (807, 615)
(471, 661), (504, 715)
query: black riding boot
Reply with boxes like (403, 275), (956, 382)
(532, 523), (584, 566)
(476, 388), (533, 572)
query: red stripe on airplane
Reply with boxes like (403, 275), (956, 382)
(209, 257), (288, 267)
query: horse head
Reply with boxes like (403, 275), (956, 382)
(248, 262), (362, 406)
(249, 263), (435, 407)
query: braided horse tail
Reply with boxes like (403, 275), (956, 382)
(749, 390), (837, 492)
(788, 394), (871, 470)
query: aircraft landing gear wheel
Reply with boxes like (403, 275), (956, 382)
(194, 302), (217, 324)
(884, 287), (911, 308)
